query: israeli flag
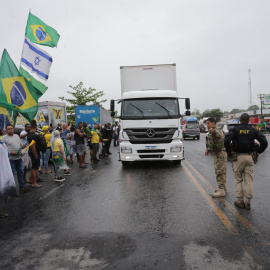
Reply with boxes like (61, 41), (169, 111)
(21, 37), (53, 81)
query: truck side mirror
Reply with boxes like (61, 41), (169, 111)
(111, 111), (115, 117)
(185, 111), (191, 116)
(110, 100), (115, 112)
(185, 98), (190, 110)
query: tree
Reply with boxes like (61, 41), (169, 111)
(59, 82), (107, 121)
(202, 108), (223, 122)
(230, 108), (241, 114)
(247, 105), (259, 111)
(191, 108), (200, 116)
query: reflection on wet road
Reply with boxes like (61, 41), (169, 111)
(0, 133), (270, 269)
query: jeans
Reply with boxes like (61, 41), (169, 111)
(99, 142), (103, 155)
(93, 143), (99, 160)
(104, 140), (110, 154)
(40, 148), (51, 170)
(113, 134), (119, 146)
(10, 158), (24, 190)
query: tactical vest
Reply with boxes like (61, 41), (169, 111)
(231, 124), (256, 153)
(208, 127), (225, 152)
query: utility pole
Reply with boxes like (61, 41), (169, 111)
(257, 94), (265, 118)
(248, 69), (252, 108)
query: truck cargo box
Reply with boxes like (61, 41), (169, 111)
(120, 64), (177, 95)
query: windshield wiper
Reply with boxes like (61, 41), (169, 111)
(155, 102), (171, 118)
(129, 103), (145, 119)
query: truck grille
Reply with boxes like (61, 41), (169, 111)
(137, 149), (166, 153)
(139, 155), (164, 159)
(124, 128), (177, 144)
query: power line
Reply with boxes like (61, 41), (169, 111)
(248, 69), (252, 108)
(257, 94), (265, 118)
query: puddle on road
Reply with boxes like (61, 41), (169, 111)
(183, 243), (263, 270)
(0, 229), (135, 270)
(37, 247), (104, 270)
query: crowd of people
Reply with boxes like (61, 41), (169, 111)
(2, 112), (267, 218)
(0, 120), (120, 218)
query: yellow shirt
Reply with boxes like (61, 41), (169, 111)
(91, 129), (99, 143)
(53, 138), (63, 152)
(44, 133), (52, 148)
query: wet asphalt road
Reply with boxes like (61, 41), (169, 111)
(1, 133), (270, 269)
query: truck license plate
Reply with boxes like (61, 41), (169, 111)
(145, 146), (157, 150)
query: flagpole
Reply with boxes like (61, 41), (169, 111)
(18, 10), (30, 68)
(13, 10), (30, 127)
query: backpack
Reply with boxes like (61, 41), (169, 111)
(38, 133), (47, 153)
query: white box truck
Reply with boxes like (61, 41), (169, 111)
(110, 64), (190, 166)
(15, 101), (67, 129)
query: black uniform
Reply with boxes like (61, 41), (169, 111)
(224, 123), (268, 203)
(224, 124), (267, 155)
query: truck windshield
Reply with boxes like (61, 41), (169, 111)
(121, 98), (179, 119)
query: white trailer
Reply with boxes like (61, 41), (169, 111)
(15, 101), (67, 129)
(111, 64), (190, 166)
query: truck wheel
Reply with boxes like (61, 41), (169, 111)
(173, 160), (181, 165)
(193, 137), (195, 140)
(122, 161), (129, 166)
(197, 136), (200, 140)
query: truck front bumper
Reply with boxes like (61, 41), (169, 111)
(119, 141), (184, 161)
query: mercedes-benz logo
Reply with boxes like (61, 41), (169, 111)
(146, 129), (155, 138)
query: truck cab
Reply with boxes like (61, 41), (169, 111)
(111, 64), (190, 166)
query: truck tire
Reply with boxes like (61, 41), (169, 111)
(122, 161), (129, 166)
(197, 136), (200, 140)
(173, 160), (181, 165)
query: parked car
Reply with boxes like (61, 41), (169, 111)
(183, 123), (200, 140)
(199, 123), (208, 133)
(216, 122), (240, 134)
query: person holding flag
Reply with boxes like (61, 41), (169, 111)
(1, 124), (28, 193)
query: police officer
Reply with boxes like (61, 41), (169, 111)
(205, 117), (227, 197)
(224, 113), (268, 210)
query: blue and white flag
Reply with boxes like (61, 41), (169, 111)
(20, 37), (53, 81)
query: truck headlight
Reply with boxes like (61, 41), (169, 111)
(170, 146), (181, 152)
(121, 147), (132, 153)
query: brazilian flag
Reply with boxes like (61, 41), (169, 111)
(0, 107), (17, 129)
(0, 49), (38, 122)
(25, 12), (60, 48)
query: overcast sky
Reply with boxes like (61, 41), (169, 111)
(1, 0), (270, 113)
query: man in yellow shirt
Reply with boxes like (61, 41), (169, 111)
(91, 123), (100, 163)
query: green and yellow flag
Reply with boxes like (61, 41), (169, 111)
(19, 67), (48, 98)
(25, 12), (60, 48)
(0, 107), (17, 128)
(0, 49), (38, 122)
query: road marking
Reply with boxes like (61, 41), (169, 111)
(182, 163), (238, 234)
(185, 159), (270, 246)
(39, 184), (64, 200)
(185, 160), (259, 231)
